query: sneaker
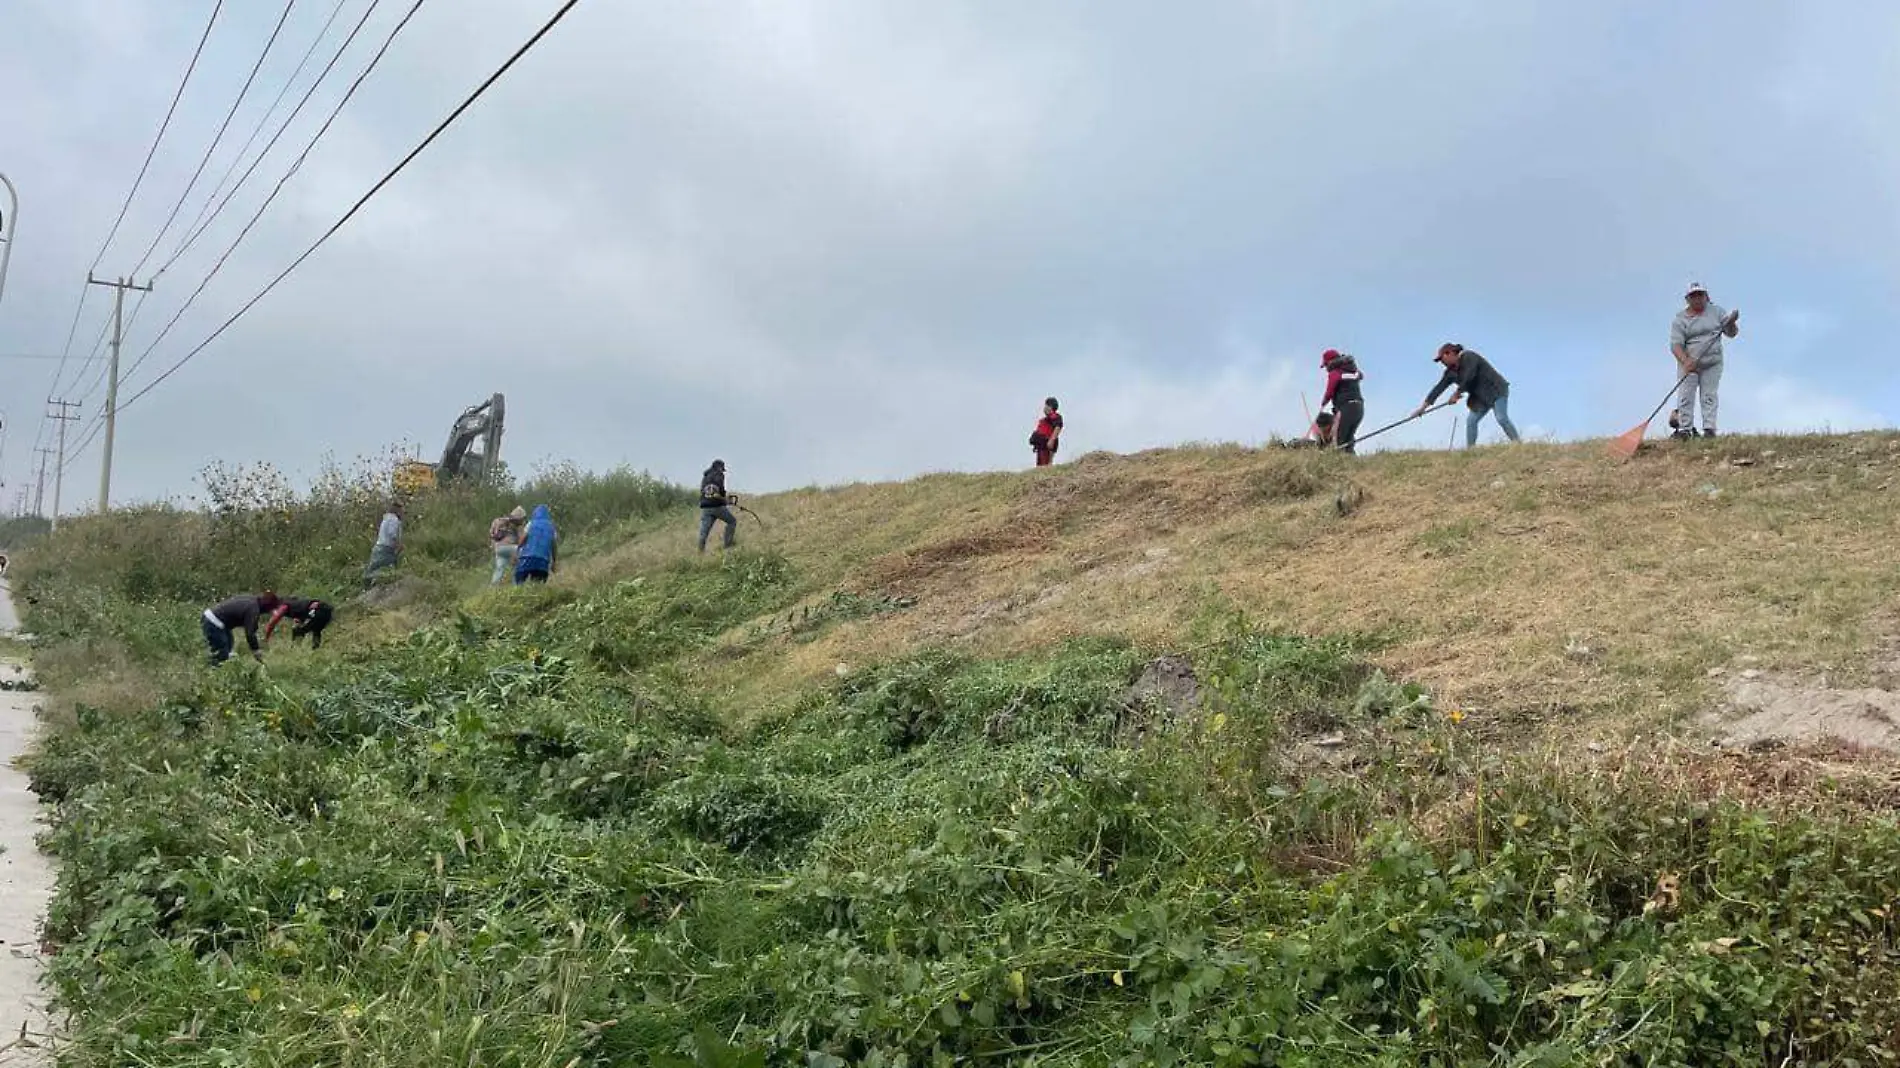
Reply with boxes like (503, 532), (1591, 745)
(1700, 428), (1717, 438)
(1670, 428), (1695, 441)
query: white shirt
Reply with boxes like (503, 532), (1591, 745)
(375, 513), (402, 549)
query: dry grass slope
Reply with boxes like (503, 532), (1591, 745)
(578, 431), (1900, 738)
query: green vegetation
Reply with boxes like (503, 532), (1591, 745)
(14, 442), (1900, 1065)
(16, 457), (693, 673)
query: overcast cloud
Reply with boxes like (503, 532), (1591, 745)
(2, 0), (1895, 508)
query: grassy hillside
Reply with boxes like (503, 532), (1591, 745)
(15, 434), (1900, 1066)
(583, 432), (1900, 735)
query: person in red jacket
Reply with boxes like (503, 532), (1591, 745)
(1029, 397), (1063, 467)
(265, 596), (334, 650)
(1319, 349), (1366, 453)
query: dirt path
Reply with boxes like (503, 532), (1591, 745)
(0, 581), (53, 1065)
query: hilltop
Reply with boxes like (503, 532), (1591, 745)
(13, 432), (1900, 1066)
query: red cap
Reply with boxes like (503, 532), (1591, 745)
(1321, 348), (1340, 366)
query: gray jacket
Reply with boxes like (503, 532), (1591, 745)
(1671, 305), (1732, 369)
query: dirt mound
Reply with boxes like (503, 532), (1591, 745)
(1706, 673), (1900, 752)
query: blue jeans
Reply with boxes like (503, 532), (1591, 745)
(699, 507), (736, 551)
(203, 617), (235, 664)
(364, 544), (399, 587)
(1465, 391), (1521, 448)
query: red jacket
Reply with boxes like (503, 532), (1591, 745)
(1032, 411), (1063, 444)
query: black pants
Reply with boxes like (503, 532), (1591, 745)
(1333, 400), (1365, 453)
(203, 618), (234, 663)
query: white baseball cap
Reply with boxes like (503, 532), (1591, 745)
(1685, 281), (1708, 296)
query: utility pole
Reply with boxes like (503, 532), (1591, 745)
(86, 274), (152, 513)
(0, 173), (17, 311)
(46, 399), (79, 530)
(31, 447), (52, 517)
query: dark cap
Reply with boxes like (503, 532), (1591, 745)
(1435, 343), (1463, 361)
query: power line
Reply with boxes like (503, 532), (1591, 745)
(170, 0), (356, 272)
(121, 0), (584, 412)
(43, 1), (225, 423)
(35, 300), (112, 455)
(59, 416), (106, 478)
(72, 293), (152, 408)
(119, 0), (411, 387)
(84, 0), (227, 279)
(159, 0), (386, 280)
(126, 0), (300, 279)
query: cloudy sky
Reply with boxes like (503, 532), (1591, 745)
(2, 0), (1896, 509)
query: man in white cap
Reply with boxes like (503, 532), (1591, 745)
(1669, 282), (1740, 439)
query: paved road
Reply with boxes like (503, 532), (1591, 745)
(0, 581), (53, 1065)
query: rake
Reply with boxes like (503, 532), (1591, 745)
(1606, 372), (1693, 461)
(1607, 315), (1735, 460)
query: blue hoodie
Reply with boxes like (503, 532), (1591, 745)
(516, 505), (557, 572)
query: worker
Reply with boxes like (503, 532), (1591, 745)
(1319, 350), (1366, 453)
(1282, 410), (1336, 448)
(1029, 397), (1064, 467)
(514, 505), (559, 584)
(202, 591), (282, 665)
(265, 596), (334, 650)
(489, 505), (527, 585)
(698, 460), (739, 552)
(1670, 282), (1740, 439)
(1414, 343), (1521, 448)
(364, 500), (403, 588)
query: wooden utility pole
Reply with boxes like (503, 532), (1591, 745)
(45, 399), (80, 530)
(31, 447), (52, 517)
(85, 274), (152, 512)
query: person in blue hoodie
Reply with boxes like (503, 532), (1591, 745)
(513, 505), (559, 585)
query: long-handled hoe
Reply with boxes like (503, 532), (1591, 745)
(1341, 399), (1459, 451)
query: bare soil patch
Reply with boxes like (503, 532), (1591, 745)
(1706, 673), (1900, 753)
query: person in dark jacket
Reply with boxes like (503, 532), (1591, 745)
(202, 592), (282, 665)
(1319, 350), (1366, 453)
(1415, 342), (1521, 448)
(698, 460), (738, 552)
(514, 505), (560, 584)
(265, 597), (334, 650)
